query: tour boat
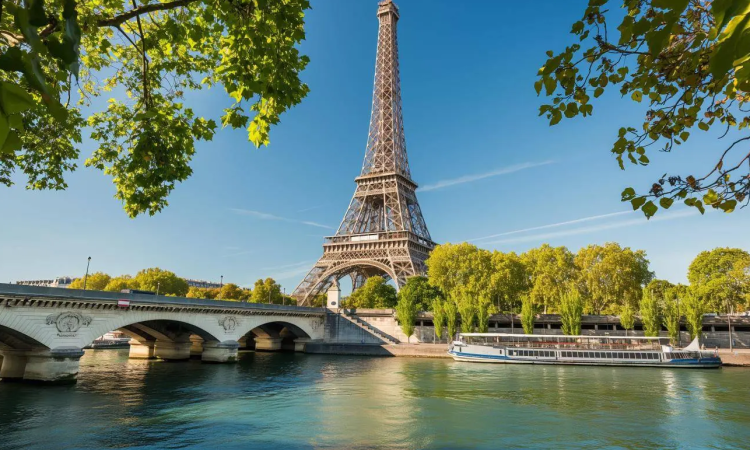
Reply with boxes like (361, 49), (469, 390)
(448, 333), (722, 368)
(86, 332), (132, 349)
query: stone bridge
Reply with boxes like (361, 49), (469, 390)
(0, 284), (325, 384)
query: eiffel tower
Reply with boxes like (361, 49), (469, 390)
(292, 0), (435, 306)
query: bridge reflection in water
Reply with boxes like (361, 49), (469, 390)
(0, 284), (325, 384)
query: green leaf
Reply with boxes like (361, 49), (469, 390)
(594, 87), (604, 98)
(698, 121), (709, 131)
(631, 196), (646, 210)
(0, 112), (9, 150)
(631, 91), (643, 102)
(659, 197), (674, 209)
(544, 77), (557, 95)
(28, 0), (48, 27)
(719, 199), (738, 212)
(0, 48), (25, 73)
(642, 201), (658, 218)
(1, 130), (22, 154)
(621, 187), (636, 201)
(0, 82), (37, 114)
(680, 131), (689, 141)
(534, 79), (543, 95)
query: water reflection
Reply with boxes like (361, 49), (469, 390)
(0, 350), (748, 449)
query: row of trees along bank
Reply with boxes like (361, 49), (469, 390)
(67, 268), (303, 305)
(392, 244), (750, 344)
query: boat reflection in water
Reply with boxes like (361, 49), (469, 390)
(449, 333), (722, 368)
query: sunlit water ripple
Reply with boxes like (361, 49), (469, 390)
(0, 349), (748, 449)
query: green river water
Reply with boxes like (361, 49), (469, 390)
(0, 349), (748, 449)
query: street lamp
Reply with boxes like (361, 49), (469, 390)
(156, 282), (160, 296)
(220, 275), (224, 289)
(83, 256), (91, 290)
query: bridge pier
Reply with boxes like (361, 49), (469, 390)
(190, 336), (204, 358)
(155, 341), (192, 361)
(294, 338), (311, 352)
(128, 340), (156, 359)
(0, 350), (28, 382)
(201, 341), (239, 363)
(254, 337), (282, 352)
(23, 347), (84, 384)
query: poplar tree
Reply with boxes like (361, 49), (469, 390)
(640, 289), (661, 337)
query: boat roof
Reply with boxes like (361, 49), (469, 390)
(459, 333), (668, 341)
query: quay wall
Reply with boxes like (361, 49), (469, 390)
(349, 310), (750, 349)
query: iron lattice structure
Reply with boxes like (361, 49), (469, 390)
(292, 0), (435, 306)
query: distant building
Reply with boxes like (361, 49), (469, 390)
(16, 276), (74, 288)
(185, 279), (222, 289)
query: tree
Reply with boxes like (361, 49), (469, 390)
(133, 268), (188, 296)
(559, 288), (583, 336)
(640, 288), (661, 337)
(456, 292), (477, 333)
(682, 287), (704, 341)
(68, 272), (110, 290)
(218, 283), (243, 301)
(444, 300), (459, 341)
(346, 276), (397, 309)
(398, 276), (443, 312)
(520, 294), (535, 335)
(186, 286), (209, 299)
(426, 243), (492, 301)
(103, 275), (138, 292)
(575, 242), (653, 314)
(489, 251), (529, 313)
(432, 299), (446, 342)
(662, 287), (681, 346)
(538, 1), (750, 218)
(310, 293), (326, 308)
(619, 303), (635, 336)
(0, 0), (310, 217)
(476, 299), (492, 333)
(251, 278), (283, 305)
(395, 291), (419, 343)
(646, 279), (675, 304)
(688, 248), (750, 313)
(521, 244), (577, 313)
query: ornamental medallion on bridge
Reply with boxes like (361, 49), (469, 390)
(218, 316), (238, 333)
(46, 312), (93, 337)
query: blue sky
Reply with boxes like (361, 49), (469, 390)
(1, 0), (748, 291)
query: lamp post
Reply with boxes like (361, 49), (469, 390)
(83, 256), (91, 290)
(219, 275), (224, 300)
(283, 288), (286, 306)
(156, 282), (160, 296)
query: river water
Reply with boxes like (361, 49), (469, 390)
(0, 349), (748, 450)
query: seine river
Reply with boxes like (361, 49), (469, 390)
(0, 349), (748, 450)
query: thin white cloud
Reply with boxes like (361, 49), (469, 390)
(230, 208), (334, 230)
(483, 209), (698, 246)
(297, 204), (326, 213)
(469, 211), (633, 242)
(419, 160), (555, 192)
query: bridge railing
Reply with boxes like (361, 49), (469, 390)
(0, 283), (324, 313)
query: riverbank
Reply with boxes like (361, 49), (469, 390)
(304, 343), (451, 358)
(305, 343), (750, 366)
(718, 349), (750, 366)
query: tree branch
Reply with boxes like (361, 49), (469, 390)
(96, 0), (198, 27)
